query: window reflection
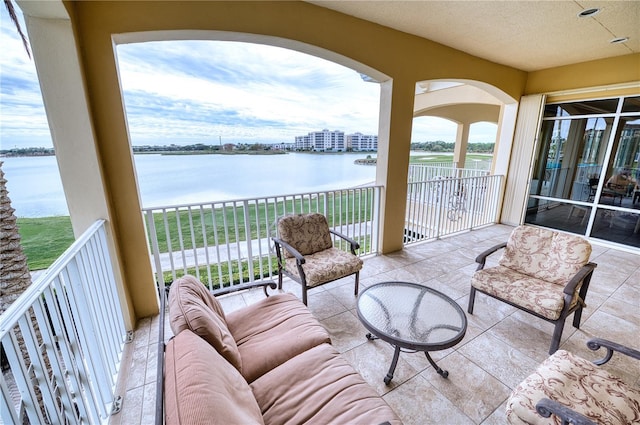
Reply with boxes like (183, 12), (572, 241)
(622, 96), (640, 113)
(591, 208), (640, 248)
(525, 198), (590, 234)
(543, 99), (619, 117)
(528, 96), (640, 249)
(530, 117), (611, 202)
(602, 118), (640, 207)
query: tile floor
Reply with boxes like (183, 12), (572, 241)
(111, 224), (640, 424)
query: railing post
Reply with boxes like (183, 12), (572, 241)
(243, 199), (254, 281)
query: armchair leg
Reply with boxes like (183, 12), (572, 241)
(572, 307), (583, 329)
(354, 272), (360, 296)
(302, 286), (308, 306)
(277, 271), (283, 290)
(468, 287), (476, 314)
(550, 318), (566, 354)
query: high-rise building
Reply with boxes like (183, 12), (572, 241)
(347, 132), (378, 151)
(295, 129), (346, 151)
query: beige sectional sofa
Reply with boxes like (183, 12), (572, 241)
(162, 275), (401, 425)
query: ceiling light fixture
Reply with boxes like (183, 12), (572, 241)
(610, 37), (630, 44)
(577, 7), (601, 17)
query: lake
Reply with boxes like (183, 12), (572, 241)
(1, 152), (378, 217)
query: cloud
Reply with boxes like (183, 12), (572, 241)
(1, 9), (496, 149)
(116, 40), (381, 145)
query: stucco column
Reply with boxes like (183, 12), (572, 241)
(21, 5), (136, 328)
(453, 122), (470, 171)
(376, 78), (415, 254)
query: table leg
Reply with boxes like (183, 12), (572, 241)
(384, 345), (401, 385)
(425, 352), (449, 378)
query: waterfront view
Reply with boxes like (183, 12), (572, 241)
(2, 152), (379, 217)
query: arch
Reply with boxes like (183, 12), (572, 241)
(411, 78), (518, 171)
(113, 30), (391, 85)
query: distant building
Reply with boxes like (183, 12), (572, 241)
(295, 129), (345, 151)
(347, 132), (378, 151)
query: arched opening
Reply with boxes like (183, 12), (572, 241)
(114, 38), (385, 207)
(411, 79), (516, 173)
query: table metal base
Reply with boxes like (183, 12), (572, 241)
(366, 333), (449, 384)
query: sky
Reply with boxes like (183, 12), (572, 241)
(0, 6), (496, 150)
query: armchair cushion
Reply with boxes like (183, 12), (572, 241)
(498, 226), (592, 286)
(226, 292), (331, 382)
(283, 247), (363, 287)
(250, 343), (401, 425)
(506, 349), (640, 425)
(277, 213), (333, 258)
(164, 329), (264, 425)
(168, 275), (242, 373)
(471, 265), (579, 320)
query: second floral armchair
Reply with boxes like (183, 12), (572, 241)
(272, 213), (363, 305)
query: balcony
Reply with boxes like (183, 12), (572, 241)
(2, 177), (638, 424)
(110, 223), (639, 424)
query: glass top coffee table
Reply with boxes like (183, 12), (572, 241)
(357, 281), (467, 384)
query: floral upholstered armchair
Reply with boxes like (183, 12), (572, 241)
(467, 226), (597, 354)
(272, 213), (363, 305)
(506, 338), (640, 425)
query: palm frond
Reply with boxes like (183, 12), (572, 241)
(3, 0), (31, 59)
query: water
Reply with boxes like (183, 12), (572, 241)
(1, 152), (377, 217)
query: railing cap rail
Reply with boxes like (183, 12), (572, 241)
(141, 184), (383, 212)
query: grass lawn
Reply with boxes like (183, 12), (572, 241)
(17, 216), (74, 271)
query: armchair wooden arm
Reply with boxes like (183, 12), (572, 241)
(474, 242), (507, 270)
(586, 337), (640, 365)
(212, 280), (278, 298)
(561, 262), (597, 297)
(535, 398), (596, 425)
(329, 229), (360, 254)
(272, 236), (306, 264)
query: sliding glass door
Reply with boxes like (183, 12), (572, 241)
(526, 95), (640, 248)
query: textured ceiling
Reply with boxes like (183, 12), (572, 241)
(308, 1), (640, 71)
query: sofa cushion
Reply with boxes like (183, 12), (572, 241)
(164, 330), (264, 425)
(277, 213), (333, 258)
(506, 349), (640, 425)
(471, 265), (579, 320)
(250, 343), (401, 425)
(283, 248), (363, 287)
(168, 275), (242, 372)
(226, 292), (331, 382)
(498, 226), (591, 285)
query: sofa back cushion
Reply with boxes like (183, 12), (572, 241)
(168, 275), (242, 372)
(499, 226), (592, 285)
(277, 213), (332, 258)
(164, 330), (264, 425)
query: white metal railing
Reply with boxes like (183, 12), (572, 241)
(144, 174), (504, 291)
(404, 175), (503, 243)
(0, 220), (126, 424)
(143, 186), (382, 292)
(408, 164), (489, 182)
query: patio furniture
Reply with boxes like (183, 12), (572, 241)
(506, 338), (640, 425)
(357, 281), (467, 384)
(161, 275), (401, 425)
(272, 213), (363, 305)
(467, 225), (597, 354)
